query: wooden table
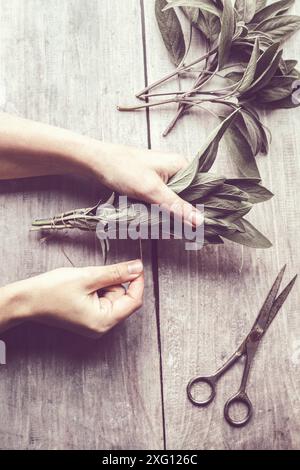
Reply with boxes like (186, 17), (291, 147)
(0, 0), (299, 450)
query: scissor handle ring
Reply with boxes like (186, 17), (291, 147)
(224, 392), (253, 428)
(187, 376), (216, 407)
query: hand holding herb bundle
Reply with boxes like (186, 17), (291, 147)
(32, 112), (273, 253)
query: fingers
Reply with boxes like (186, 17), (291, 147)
(109, 273), (144, 326)
(152, 182), (204, 228)
(83, 260), (143, 292)
(101, 285), (126, 303)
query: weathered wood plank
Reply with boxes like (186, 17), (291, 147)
(143, 0), (300, 450)
(0, 0), (163, 449)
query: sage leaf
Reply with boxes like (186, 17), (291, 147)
(236, 112), (261, 156)
(235, 0), (257, 24)
(225, 125), (261, 179)
(163, 0), (221, 17)
(219, 0), (235, 69)
(213, 183), (249, 202)
(243, 43), (283, 96)
(283, 59), (298, 73)
(221, 202), (253, 221)
(202, 195), (248, 213)
(251, 42), (280, 80)
(263, 94), (300, 108)
(155, 0), (186, 66)
(181, 6), (200, 24)
(222, 219), (272, 248)
(197, 10), (221, 42)
(237, 108), (269, 156)
(255, 0), (267, 12)
(257, 82), (294, 102)
(204, 235), (224, 245)
(255, 15), (300, 43)
(225, 180), (273, 203)
(168, 110), (239, 193)
(180, 173), (226, 201)
(252, 0), (295, 25)
(237, 38), (260, 93)
(181, 4), (221, 45)
(226, 176), (262, 184)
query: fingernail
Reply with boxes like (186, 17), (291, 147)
(128, 260), (143, 275)
(189, 209), (204, 227)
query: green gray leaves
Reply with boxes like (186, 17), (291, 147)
(235, 0), (256, 25)
(252, 0), (295, 24)
(155, 0), (186, 65)
(116, 0), (300, 252)
(218, 0), (235, 68)
(168, 110), (239, 193)
(31, 173), (273, 249)
(164, 0), (221, 18)
(255, 15), (300, 43)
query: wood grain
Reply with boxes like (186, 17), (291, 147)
(143, 0), (300, 450)
(0, 0), (163, 449)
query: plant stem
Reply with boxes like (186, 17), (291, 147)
(117, 98), (179, 112)
(162, 62), (218, 137)
(135, 46), (218, 98)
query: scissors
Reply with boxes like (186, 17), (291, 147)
(187, 266), (297, 428)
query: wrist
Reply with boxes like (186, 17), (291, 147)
(0, 280), (34, 332)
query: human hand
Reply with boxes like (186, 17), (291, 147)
(0, 260), (144, 338)
(85, 142), (203, 227)
(0, 113), (202, 225)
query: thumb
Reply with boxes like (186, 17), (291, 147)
(83, 260), (144, 292)
(154, 182), (204, 227)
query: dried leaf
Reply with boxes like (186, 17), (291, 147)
(263, 94), (300, 108)
(222, 219), (272, 248)
(164, 0), (221, 17)
(226, 179), (273, 203)
(237, 38), (260, 93)
(225, 125), (261, 178)
(235, 0), (257, 24)
(180, 173), (226, 201)
(252, 0), (295, 25)
(181, 6), (200, 24)
(204, 234), (224, 245)
(197, 9), (221, 42)
(212, 183), (249, 202)
(283, 59), (298, 73)
(255, 0), (267, 13)
(237, 108), (269, 155)
(155, 0), (186, 66)
(257, 82), (294, 102)
(219, 0), (236, 68)
(168, 110), (239, 193)
(255, 15), (300, 43)
(243, 43), (283, 96)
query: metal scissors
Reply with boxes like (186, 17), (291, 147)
(187, 266), (297, 428)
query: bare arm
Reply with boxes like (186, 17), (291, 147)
(0, 112), (202, 225)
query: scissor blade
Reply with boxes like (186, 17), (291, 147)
(254, 266), (286, 331)
(264, 275), (298, 330)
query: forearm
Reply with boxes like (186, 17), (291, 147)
(0, 112), (97, 179)
(0, 280), (33, 333)
(0, 112), (145, 181)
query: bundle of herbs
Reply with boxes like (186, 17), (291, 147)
(119, 0), (300, 179)
(32, 112), (273, 252)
